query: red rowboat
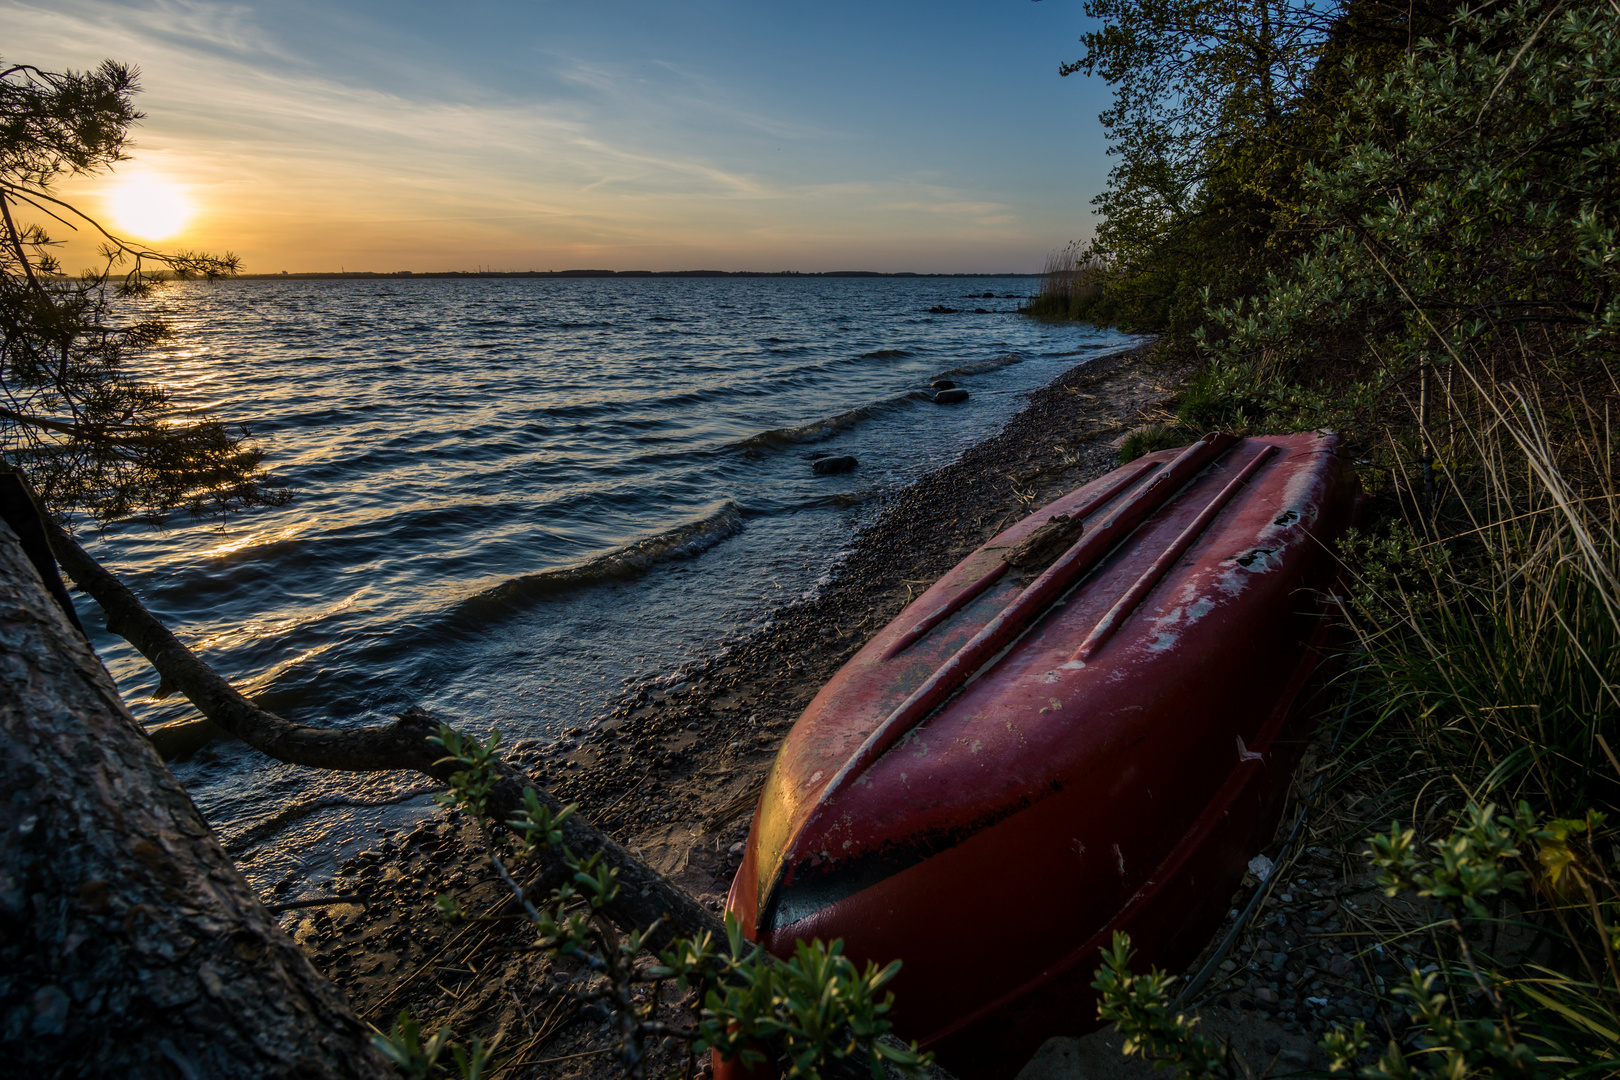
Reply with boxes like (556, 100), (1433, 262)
(724, 432), (1357, 1076)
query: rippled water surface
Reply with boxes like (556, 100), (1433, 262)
(82, 276), (1131, 849)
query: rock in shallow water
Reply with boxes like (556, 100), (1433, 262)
(934, 388), (969, 404)
(812, 455), (858, 475)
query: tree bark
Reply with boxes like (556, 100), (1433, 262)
(46, 520), (725, 950)
(0, 517), (391, 1078)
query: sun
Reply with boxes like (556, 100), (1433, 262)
(106, 175), (192, 240)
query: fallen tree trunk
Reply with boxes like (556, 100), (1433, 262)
(43, 520), (957, 1080)
(0, 515), (391, 1078)
(46, 521), (724, 949)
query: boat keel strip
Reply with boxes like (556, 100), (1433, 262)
(879, 458), (1161, 662)
(1074, 443), (1277, 661)
(815, 431), (1240, 808)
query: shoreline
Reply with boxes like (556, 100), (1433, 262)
(536, 339), (1167, 880)
(272, 340), (1177, 1075)
(225, 270), (1042, 281)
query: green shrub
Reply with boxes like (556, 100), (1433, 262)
(400, 727), (934, 1080)
(1209, 0), (1620, 392)
(1173, 366), (1266, 434)
(1097, 803), (1620, 1079)
(1118, 425), (1187, 463)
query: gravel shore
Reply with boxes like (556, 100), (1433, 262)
(273, 337), (1418, 1077)
(282, 339), (1296, 1078)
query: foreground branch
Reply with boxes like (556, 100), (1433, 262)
(46, 520), (725, 949)
(46, 522), (958, 1079)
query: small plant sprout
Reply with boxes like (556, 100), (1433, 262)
(1322, 970), (1538, 1079)
(428, 726), (504, 821)
(411, 722), (932, 1080)
(433, 893), (465, 924)
(1092, 931), (1246, 1079)
(371, 1009), (457, 1079)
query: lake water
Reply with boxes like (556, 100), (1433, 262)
(80, 276), (1132, 852)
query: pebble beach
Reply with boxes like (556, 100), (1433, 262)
(253, 341), (1409, 1077)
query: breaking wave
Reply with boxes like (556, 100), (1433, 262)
(728, 392), (929, 453)
(932, 352), (1024, 379)
(445, 504), (745, 622)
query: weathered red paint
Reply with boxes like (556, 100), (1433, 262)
(722, 432), (1357, 1077)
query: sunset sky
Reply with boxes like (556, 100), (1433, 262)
(11, 0), (1111, 274)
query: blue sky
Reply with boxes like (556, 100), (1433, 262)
(10, 0), (1115, 272)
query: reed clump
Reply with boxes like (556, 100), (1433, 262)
(1345, 368), (1620, 817)
(1020, 242), (1108, 321)
(1335, 354), (1620, 1073)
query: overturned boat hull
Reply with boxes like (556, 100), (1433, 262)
(725, 432), (1357, 1075)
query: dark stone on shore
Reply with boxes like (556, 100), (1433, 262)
(812, 455), (858, 475)
(934, 388), (969, 404)
(930, 379), (955, 390)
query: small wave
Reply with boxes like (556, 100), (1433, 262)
(729, 391), (928, 453)
(222, 783), (446, 853)
(860, 348), (911, 359)
(445, 503), (745, 621)
(932, 352), (1023, 379)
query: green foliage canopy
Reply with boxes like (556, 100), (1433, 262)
(1210, 0), (1620, 373)
(1062, 0), (1457, 337)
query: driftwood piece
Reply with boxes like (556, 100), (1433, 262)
(0, 516), (390, 1078)
(1002, 513), (1084, 573)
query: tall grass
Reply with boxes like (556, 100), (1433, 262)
(1021, 241), (1107, 320)
(1343, 360), (1620, 815)
(1318, 350), (1620, 1075)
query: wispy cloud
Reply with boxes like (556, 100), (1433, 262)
(6, 0), (1062, 270)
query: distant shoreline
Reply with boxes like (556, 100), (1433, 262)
(232, 269), (1040, 281)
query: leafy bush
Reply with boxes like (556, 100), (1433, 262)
(1098, 802), (1620, 1079)
(1213, 1), (1620, 371)
(375, 726), (933, 1080)
(1118, 425), (1186, 464)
